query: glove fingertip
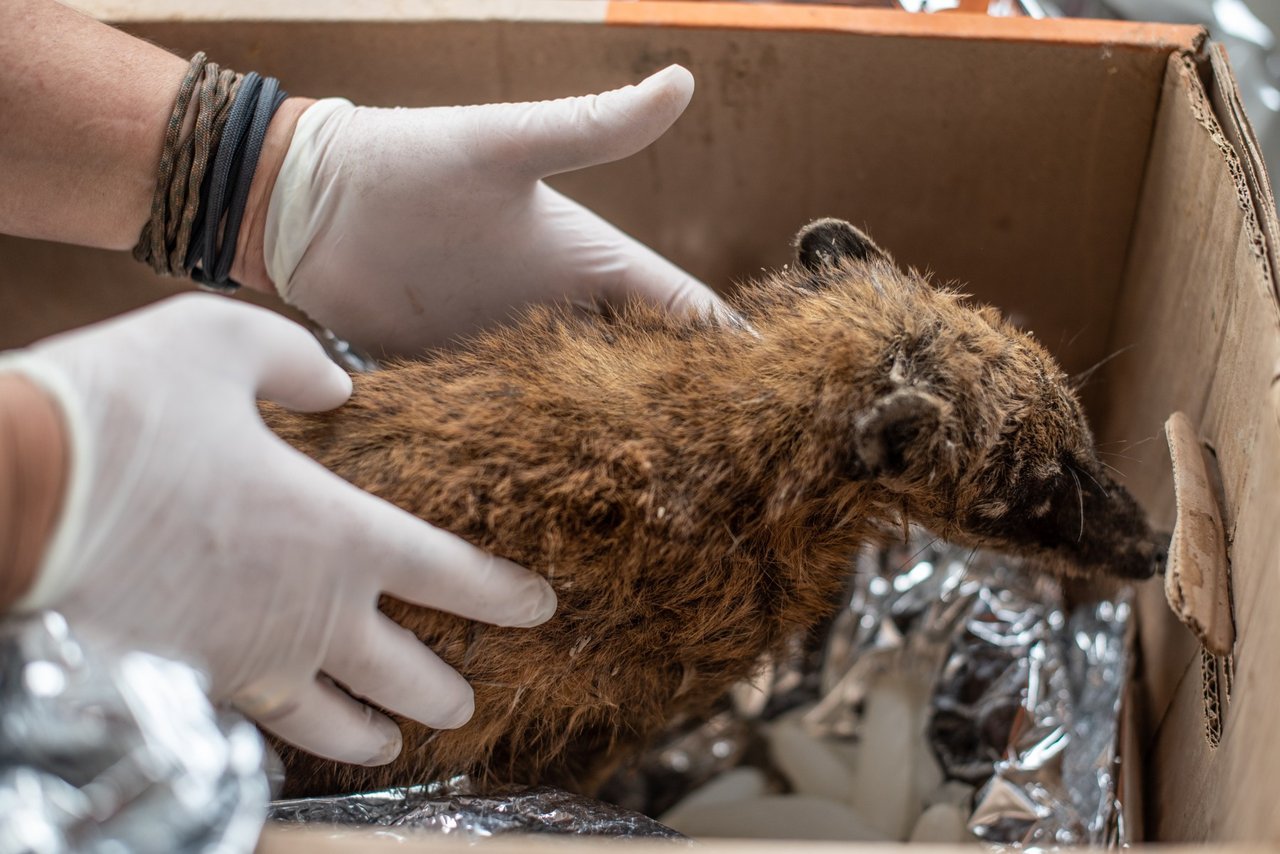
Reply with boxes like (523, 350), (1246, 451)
(276, 350), (353, 413)
(629, 64), (694, 129)
(645, 64), (695, 103)
(360, 720), (404, 766)
(321, 360), (355, 406)
(473, 554), (559, 629)
(438, 690), (476, 730)
(509, 578), (558, 628)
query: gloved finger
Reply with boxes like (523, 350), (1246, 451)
(323, 612), (475, 730)
(538, 186), (745, 327)
(510, 64), (694, 179)
(320, 472), (557, 627)
(205, 299), (353, 412)
(245, 676), (403, 766)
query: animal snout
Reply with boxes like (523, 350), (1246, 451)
(1151, 531), (1171, 577)
(1116, 532), (1168, 580)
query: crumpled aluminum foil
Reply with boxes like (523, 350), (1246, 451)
(0, 612), (270, 854)
(602, 531), (1131, 848)
(309, 323), (380, 374)
(894, 542), (1130, 847)
(268, 776), (684, 840)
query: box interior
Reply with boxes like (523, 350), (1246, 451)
(4, 4), (1276, 848)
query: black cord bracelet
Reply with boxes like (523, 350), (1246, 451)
(187, 71), (288, 293)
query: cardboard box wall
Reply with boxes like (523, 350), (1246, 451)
(1, 2), (1276, 849)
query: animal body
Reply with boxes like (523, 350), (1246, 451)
(265, 220), (1163, 797)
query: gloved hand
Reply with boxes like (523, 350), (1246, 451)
(265, 65), (728, 356)
(0, 294), (556, 765)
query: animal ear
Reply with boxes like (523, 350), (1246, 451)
(853, 387), (955, 481)
(794, 218), (888, 273)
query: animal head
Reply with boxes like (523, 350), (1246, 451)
(754, 218), (1163, 581)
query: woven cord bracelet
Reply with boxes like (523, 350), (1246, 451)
(132, 54), (287, 293)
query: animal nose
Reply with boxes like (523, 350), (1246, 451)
(1151, 531), (1171, 577)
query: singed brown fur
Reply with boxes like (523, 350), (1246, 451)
(264, 221), (1162, 797)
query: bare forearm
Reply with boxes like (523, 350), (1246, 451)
(0, 0), (186, 249)
(0, 374), (68, 611)
(0, 0), (306, 294)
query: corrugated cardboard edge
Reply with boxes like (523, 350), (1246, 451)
(1199, 648), (1235, 749)
(72, 0), (1206, 53)
(254, 827), (1280, 853)
(1163, 412), (1235, 657)
(1205, 45), (1280, 307)
(1167, 51), (1274, 304)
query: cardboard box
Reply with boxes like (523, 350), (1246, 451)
(3, 2), (1276, 849)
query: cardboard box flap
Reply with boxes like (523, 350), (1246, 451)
(1204, 44), (1280, 310)
(1163, 411), (1234, 657)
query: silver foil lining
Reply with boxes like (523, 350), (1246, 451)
(601, 531), (1132, 848)
(268, 776), (685, 840)
(0, 612), (269, 854)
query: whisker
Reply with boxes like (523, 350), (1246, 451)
(1071, 344), (1138, 390)
(895, 536), (942, 574)
(1066, 324), (1090, 350)
(1072, 463), (1106, 496)
(1097, 459), (1127, 478)
(1068, 466), (1084, 542)
(1097, 435), (1158, 451)
(961, 546), (980, 578)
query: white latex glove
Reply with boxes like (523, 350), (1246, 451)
(0, 294), (556, 766)
(266, 65), (729, 356)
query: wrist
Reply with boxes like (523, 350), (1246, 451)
(231, 95), (316, 295)
(0, 374), (69, 611)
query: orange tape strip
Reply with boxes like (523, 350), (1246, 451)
(604, 2), (1204, 51)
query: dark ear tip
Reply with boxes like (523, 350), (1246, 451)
(794, 218), (885, 272)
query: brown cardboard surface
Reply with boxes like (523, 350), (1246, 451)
(258, 830), (953, 852)
(0, 235), (288, 349)
(254, 827), (1280, 854)
(1119, 670), (1146, 843)
(65, 0), (1204, 50)
(1100, 52), (1280, 842)
(1099, 53), (1240, 746)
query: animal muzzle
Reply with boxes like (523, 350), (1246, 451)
(1107, 531), (1168, 579)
